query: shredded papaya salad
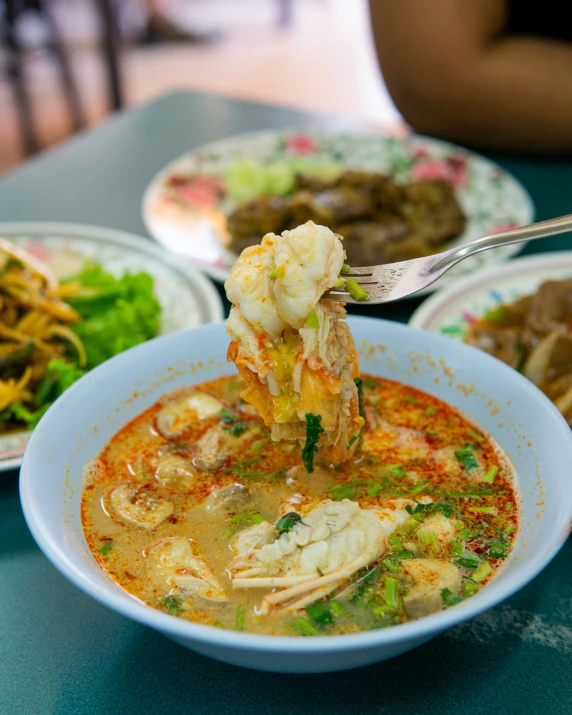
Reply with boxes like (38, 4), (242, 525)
(0, 238), (161, 432)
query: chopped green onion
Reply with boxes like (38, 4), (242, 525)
(393, 550), (415, 560)
(451, 539), (463, 557)
(488, 540), (507, 559)
(472, 561), (493, 583)
(467, 429), (484, 443)
(341, 263), (351, 274)
(249, 440), (266, 454)
(99, 541), (113, 556)
(384, 465), (405, 478)
(330, 601), (348, 616)
(269, 264), (284, 280)
(481, 466), (499, 484)
(382, 557), (399, 573)
(441, 588), (462, 606)
(226, 457), (263, 473)
(505, 502), (514, 512)
(403, 395), (418, 405)
(306, 602), (333, 626)
(468, 506), (497, 515)
(462, 580), (480, 598)
(389, 534), (403, 550)
(230, 511), (265, 526)
(410, 480), (428, 495)
(505, 524), (515, 536)
(164, 596), (181, 615)
(368, 483), (382, 497)
(275, 512), (302, 535)
(346, 279), (369, 301)
(417, 530), (439, 549)
(455, 552), (481, 570)
(384, 576), (399, 607)
(425, 406), (437, 415)
(372, 604), (397, 617)
(306, 310), (319, 329)
(455, 447), (479, 472)
(235, 606), (245, 631)
(329, 487), (357, 501)
(457, 528), (473, 540)
(398, 518), (422, 535)
(366, 395), (380, 405)
(291, 618), (318, 636)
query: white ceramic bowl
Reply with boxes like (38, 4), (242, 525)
(20, 318), (572, 673)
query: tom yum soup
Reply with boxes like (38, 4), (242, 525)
(81, 222), (518, 636)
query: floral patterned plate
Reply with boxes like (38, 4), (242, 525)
(0, 222), (223, 472)
(142, 130), (534, 288)
(408, 251), (572, 341)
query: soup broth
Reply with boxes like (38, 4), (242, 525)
(81, 374), (518, 637)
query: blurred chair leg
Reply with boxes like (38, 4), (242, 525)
(1, 10), (41, 155)
(38, 0), (86, 131)
(278, 0), (294, 27)
(94, 0), (124, 111)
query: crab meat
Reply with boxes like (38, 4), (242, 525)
(146, 537), (227, 603)
(109, 484), (173, 529)
(229, 497), (428, 614)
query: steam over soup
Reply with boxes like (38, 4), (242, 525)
(81, 374), (518, 636)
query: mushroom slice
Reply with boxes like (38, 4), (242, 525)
(402, 558), (462, 619)
(204, 484), (251, 513)
(156, 392), (224, 438)
(155, 455), (196, 489)
(109, 484), (173, 529)
(195, 425), (237, 472)
(146, 537), (227, 603)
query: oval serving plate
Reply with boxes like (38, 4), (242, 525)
(409, 251), (572, 340)
(0, 221), (223, 471)
(142, 130), (534, 287)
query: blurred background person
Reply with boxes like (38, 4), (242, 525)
(369, 0), (572, 154)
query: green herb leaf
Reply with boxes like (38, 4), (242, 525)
(306, 602), (334, 626)
(354, 377), (366, 423)
(99, 541), (113, 556)
(302, 413), (324, 473)
(219, 407), (238, 424)
(275, 512), (302, 535)
(291, 618), (318, 636)
(441, 588), (462, 606)
(224, 422), (250, 437)
(455, 447), (479, 472)
(164, 596), (181, 615)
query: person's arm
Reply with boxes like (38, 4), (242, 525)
(369, 0), (572, 153)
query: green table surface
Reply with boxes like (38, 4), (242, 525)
(1, 91), (572, 715)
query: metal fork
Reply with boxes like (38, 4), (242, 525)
(323, 214), (572, 304)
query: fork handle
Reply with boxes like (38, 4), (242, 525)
(431, 213), (572, 273)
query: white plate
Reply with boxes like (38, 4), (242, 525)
(0, 221), (223, 471)
(409, 251), (572, 339)
(142, 130), (534, 288)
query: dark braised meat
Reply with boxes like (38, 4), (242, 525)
(226, 170), (466, 265)
(466, 280), (572, 427)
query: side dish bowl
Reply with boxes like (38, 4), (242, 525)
(20, 318), (572, 673)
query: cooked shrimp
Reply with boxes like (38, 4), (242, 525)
(225, 221), (363, 468)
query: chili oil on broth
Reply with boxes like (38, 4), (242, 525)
(81, 374), (519, 637)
